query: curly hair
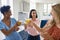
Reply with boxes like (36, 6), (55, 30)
(0, 5), (10, 14)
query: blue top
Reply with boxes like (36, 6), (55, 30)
(0, 18), (22, 40)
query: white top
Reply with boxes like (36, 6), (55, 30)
(25, 18), (41, 36)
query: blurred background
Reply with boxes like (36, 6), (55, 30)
(0, 0), (60, 40)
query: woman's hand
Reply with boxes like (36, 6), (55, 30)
(16, 21), (21, 26)
(28, 20), (34, 27)
(15, 27), (19, 31)
(14, 22), (20, 31)
(24, 20), (34, 28)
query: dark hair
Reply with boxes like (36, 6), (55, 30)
(29, 9), (38, 18)
(0, 5), (10, 14)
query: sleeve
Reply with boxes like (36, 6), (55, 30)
(11, 18), (17, 27)
(12, 18), (17, 23)
(12, 18), (17, 24)
(0, 22), (5, 30)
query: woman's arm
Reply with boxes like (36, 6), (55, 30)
(32, 20), (54, 40)
(32, 22), (43, 32)
(32, 19), (52, 32)
(1, 22), (19, 36)
(32, 22), (54, 40)
(42, 20), (53, 31)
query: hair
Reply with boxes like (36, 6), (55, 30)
(43, 4), (60, 30)
(0, 5), (10, 15)
(29, 9), (38, 18)
(50, 3), (60, 25)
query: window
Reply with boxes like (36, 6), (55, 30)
(43, 3), (52, 16)
(36, 3), (53, 20)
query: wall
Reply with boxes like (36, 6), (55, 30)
(13, 0), (30, 20)
(13, 0), (22, 20)
(0, 0), (1, 7)
(36, 3), (44, 19)
(23, 1), (30, 12)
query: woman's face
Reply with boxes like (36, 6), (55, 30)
(31, 11), (36, 18)
(50, 9), (57, 19)
(4, 9), (12, 18)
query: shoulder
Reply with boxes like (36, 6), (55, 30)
(36, 18), (40, 21)
(10, 18), (17, 24)
(11, 18), (17, 21)
(46, 19), (53, 25)
(36, 18), (40, 22)
(11, 18), (16, 20)
(42, 19), (53, 30)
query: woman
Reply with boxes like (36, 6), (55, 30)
(30, 4), (60, 40)
(0, 6), (22, 40)
(25, 9), (40, 40)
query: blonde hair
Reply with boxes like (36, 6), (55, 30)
(43, 4), (60, 30)
(51, 3), (60, 25)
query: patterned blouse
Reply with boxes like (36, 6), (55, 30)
(44, 24), (60, 40)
